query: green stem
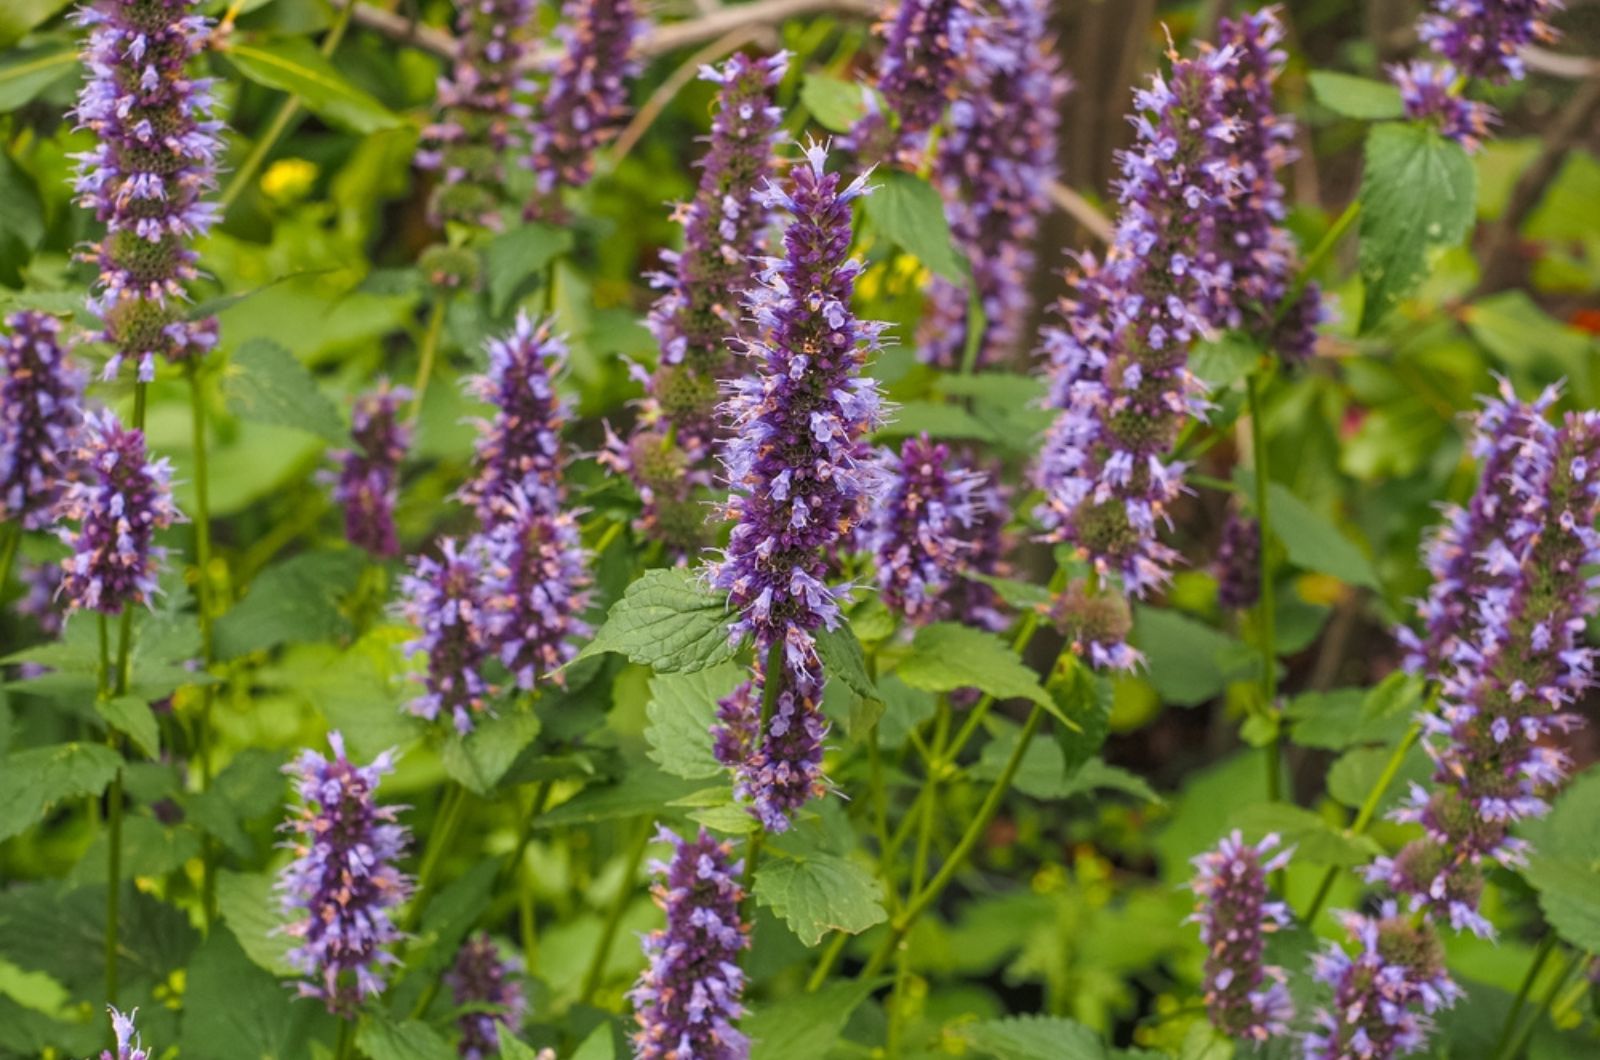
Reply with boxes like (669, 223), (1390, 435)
(1273, 199), (1360, 328)
(509, 781), (554, 975)
(408, 299), (448, 423)
(1246, 374), (1282, 810)
(1500, 945), (1583, 1060)
(739, 638), (787, 908)
(577, 818), (652, 1006)
(404, 783), (470, 933)
(1492, 933), (1558, 1060)
(188, 368), (219, 928)
(105, 760), (123, 1009)
(333, 1017), (355, 1060)
(0, 522), (19, 600)
(807, 931), (851, 992)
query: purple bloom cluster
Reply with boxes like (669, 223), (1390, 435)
(1392, 61), (1495, 153)
(713, 654), (830, 831)
(1419, 0), (1562, 83)
(1305, 904), (1462, 1060)
(447, 933), (528, 1059)
(334, 382), (412, 558)
(478, 490), (592, 691)
(72, 0), (222, 382)
(56, 410), (181, 614)
(921, 0), (1066, 368)
(417, 0), (537, 228)
(947, 474), (1010, 633)
(630, 827), (749, 1060)
(706, 142), (887, 830)
(526, 0), (644, 216)
(400, 537), (496, 734)
(1, 311), (82, 529)
(459, 313), (571, 520)
(1214, 512), (1261, 611)
(1372, 384), (1599, 937)
(17, 561), (65, 638)
(101, 1006), (150, 1060)
(278, 732), (411, 1014)
(864, 435), (990, 625)
(852, 0), (978, 166)
(1187, 831), (1294, 1043)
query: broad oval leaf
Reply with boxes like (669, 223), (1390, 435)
(227, 38), (402, 135)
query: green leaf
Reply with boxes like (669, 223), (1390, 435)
(441, 709), (543, 796)
(934, 372), (1048, 407)
(215, 869), (294, 976)
(1190, 333), (1262, 389)
(1059, 758), (1162, 804)
(223, 338), (345, 444)
(1310, 71), (1405, 120)
(0, 43), (75, 113)
(534, 766), (701, 829)
(357, 1017), (456, 1060)
(95, 696), (160, 760)
(1520, 766), (1600, 951)
(814, 623), (878, 701)
(742, 979), (878, 1060)
(226, 39), (402, 135)
(1286, 677), (1417, 751)
(645, 664), (741, 780)
(800, 72), (866, 133)
(753, 853), (887, 946)
(485, 223), (573, 316)
(570, 1026), (617, 1060)
(68, 815), (201, 882)
(961, 1014), (1110, 1059)
(1463, 290), (1597, 388)
(1358, 122), (1477, 330)
(875, 400), (1000, 444)
(1259, 480), (1381, 590)
(179, 926), (322, 1060)
(864, 172), (965, 281)
(1326, 742), (1430, 813)
(0, 743), (121, 843)
(1054, 663), (1112, 772)
(577, 568), (735, 674)
(213, 550), (364, 659)
(971, 572), (1052, 612)
(0, 0), (71, 49)
(896, 622), (1051, 708)
(499, 1039), (550, 1060)
(390, 861), (501, 1016)
(1132, 607), (1255, 707)
(1229, 802), (1381, 867)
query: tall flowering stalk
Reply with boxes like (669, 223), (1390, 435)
(851, 0), (978, 166)
(72, 0), (223, 382)
(459, 313), (570, 520)
(921, 0), (1066, 368)
(1370, 386), (1599, 937)
(101, 1006), (150, 1060)
(417, 0), (538, 228)
(333, 382), (412, 558)
(447, 933), (529, 1059)
(478, 488), (592, 691)
(57, 410), (181, 614)
(707, 142), (887, 830)
(400, 537), (496, 733)
(1, 311), (83, 529)
(277, 732), (411, 1014)
(630, 827), (749, 1059)
(1187, 831), (1294, 1043)
(525, 0), (643, 216)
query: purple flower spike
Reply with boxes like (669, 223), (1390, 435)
(101, 1006), (150, 1060)
(630, 827), (750, 1060)
(1393, 61), (1497, 152)
(1, 311), (83, 529)
(525, 0), (644, 216)
(713, 654), (830, 831)
(1419, 0), (1563, 83)
(400, 537), (496, 734)
(852, 0), (979, 166)
(479, 489), (592, 691)
(278, 732), (412, 1015)
(57, 410), (182, 614)
(1188, 831), (1295, 1043)
(447, 933), (528, 1059)
(1214, 512), (1261, 611)
(1305, 904), (1462, 1060)
(417, 0), (537, 227)
(72, 0), (223, 382)
(921, 0), (1067, 368)
(864, 434), (990, 625)
(334, 382), (412, 558)
(460, 313), (571, 521)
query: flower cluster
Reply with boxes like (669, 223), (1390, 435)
(478, 490), (592, 691)
(1305, 904), (1462, 1060)
(852, 0), (978, 166)
(459, 313), (571, 520)
(712, 654), (831, 830)
(400, 537), (496, 734)
(1372, 386), (1599, 937)
(334, 383), (412, 558)
(72, 0), (223, 381)
(1, 311), (82, 529)
(707, 142), (887, 829)
(864, 435), (990, 625)
(101, 1007), (150, 1060)
(417, 0), (537, 228)
(56, 410), (181, 614)
(1214, 512), (1261, 610)
(278, 732), (411, 1014)
(1187, 831), (1294, 1042)
(17, 561), (65, 638)
(1419, 0), (1562, 83)
(630, 827), (749, 1059)
(1392, 61), (1495, 153)
(447, 933), (528, 1059)
(526, 0), (643, 215)
(947, 474), (1010, 633)
(921, 0), (1066, 368)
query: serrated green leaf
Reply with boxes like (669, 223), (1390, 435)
(814, 623), (877, 701)
(896, 622), (1050, 708)
(645, 664), (740, 780)
(214, 550), (364, 659)
(1229, 802), (1381, 867)
(1310, 70), (1405, 120)
(1520, 767), (1600, 951)
(864, 172), (965, 281)
(0, 743), (121, 843)
(1463, 290), (1597, 389)
(578, 568), (735, 674)
(485, 223), (573, 316)
(179, 926), (323, 1060)
(1253, 479), (1381, 590)
(441, 709), (543, 795)
(753, 853), (887, 945)
(1358, 122), (1477, 330)
(1133, 607), (1256, 707)
(1326, 742), (1430, 813)
(935, 372), (1047, 407)
(216, 869), (294, 976)
(742, 979), (878, 1060)
(223, 338), (344, 444)
(534, 767), (701, 829)
(961, 1013), (1109, 1059)
(1191, 332), (1263, 389)
(800, 72), (866, 133)
(68, 815), (201, 883)
(96, 696), (160, 760)
(227, 39), (402, 135)
(0, 0), (71, 49)
(357, 1017), (456, 1060)
(875, 400), (1000, 444)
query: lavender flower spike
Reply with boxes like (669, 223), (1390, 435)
(1393, 60), (1496, 152)
(278, 731), (411, 1015)
(1420, 0), (1563, 83)
(73, 0), (223, 382)
(101, 1006), (150, 1060)
(399, 537), (495, 733)
(1, 311), (83, 530)
(1214, 512), (1261, 611)
(459, 313), (571, 520)
(57, 410), (182, 614)
(479, 487), (592, 691)
(1305, 904), (1462, 1060)
(417, 0), (537, 228)
(447, 933), (529, 1059)
(852, 0), (978, 166)
(1188, 831), (1294, 1043)
(525, 0), (644, 216)
(630, 827), (750, 1060)
(334, 382), (412, 558)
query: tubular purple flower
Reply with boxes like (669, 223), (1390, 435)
(630, 826), (749, 1060)
(1, 311), (83, 530)
(852, 0), (978, 166)
(947, 472), (1010, 633)
(72, 0), (223, 382)
(277, 731), (412, 1015)
(399, 536), (496, 733)
(478, 488), (592, 691)
(459, 313), (571, 521)
(1419, 0), (1562, 83)
(1392, 61), (1496, 152)
(101, 1006), (150, 1060)
(447, 933), (528, 1059)
(417, 0), (538, 228)
(921, 0), (1067, 368)
(712, 654), (830, 830)
(56, 409), (181, 614)
(1188, 831), (1294, 1043)
(525, 0), (644, 216)
(1305, 904), (1461, 1060)
(1214, 512), (1261, 611)
(333, 382), (412, 558)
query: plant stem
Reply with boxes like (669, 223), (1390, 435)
(0, 522), (19, 601)
(1492, 933), (1558, 1060)
(1500, 945), (1583, 1060)
(334, 1017), (355, 1060)
(1272, 199), (1359, 328)
(188, 367), (219, 928)
(1246, 373), (1282, 812)
(510, 781), (554, 974)
(740, 638), (788, 910)
(807, 931), (851, 991)
(577, 818), (652, 1006)
(405, 783), (470, 933)
(408, 299), (448, 423)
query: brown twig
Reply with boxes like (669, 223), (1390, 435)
(608, 25), (769, 167)
(1046, 180), (1114, 245)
